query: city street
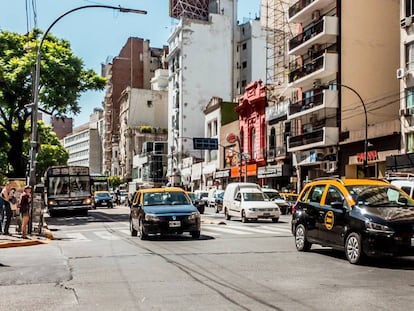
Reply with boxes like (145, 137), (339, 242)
(1, 205), (414, 310)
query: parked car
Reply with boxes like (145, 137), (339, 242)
(224, 187), (280, 223)
(186, 192), (205, 214)
(130, 187), (201, 240)
(119, 190), (127, 205)
(207, 189), (224, 211)
(261, 188), (290, 215)
(388, 179), (414, 199)
(279, 192), (298, 214)
(193, 190), (209, 214)
(292, 177), (414, 264)
(93, 191), (113, 209)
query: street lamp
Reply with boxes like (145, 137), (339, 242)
(29, 5), (147, 187)
(28, 5), (147, 232)
(330, 83), (368, 176)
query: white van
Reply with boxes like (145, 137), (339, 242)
(389, 179), (414, 199)
(223, 182), (260, 214)
(224, 187), (280, 222)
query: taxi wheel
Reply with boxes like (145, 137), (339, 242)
(241, 210), (249, 223)
(191, 230), (200, 239)
(225, 208), (231, 220)
(295, 224), (311, 251)
(345, 232), (365, 264)
(130, 219), (137, 237)
(139, 218), (148, 240)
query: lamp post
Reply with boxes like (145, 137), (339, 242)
(28, 5), (147, 231)
(29, 5), (146, 186)
(331, 83), (368, 176)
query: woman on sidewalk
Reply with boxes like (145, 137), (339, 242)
(19, 185), (32, 239)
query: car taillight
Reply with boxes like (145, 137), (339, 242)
(291, 204), (297, 214)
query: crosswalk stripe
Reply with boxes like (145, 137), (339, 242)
(201, 226), (251, 235)
(119, 229), (131, 236)
(65, 232), (90, 242)
(261, 225), (292, 233)
(93, 231), (120, 240)
(228, 226), (283, 234)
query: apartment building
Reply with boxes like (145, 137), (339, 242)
(63, 110), (104, 175)
(386, 0), (414, 172)
(102, 37), (168, 176)
(167, 0), (266, 187)
(287, 0), (400, 188)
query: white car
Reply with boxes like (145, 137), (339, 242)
(225, 188), (280, 223)
(261, 188), (290, 215)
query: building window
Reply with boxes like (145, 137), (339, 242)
(405, 0), (414, 17)
(242, 43), (247, 50)
(269, 128), (276, 149)
(406, 42), (414, 71)
(250, 127), (256, 159)
(406, 87), (414, 109)
(241, 80), (247, 87)
(242, 61), (247, 68)
(407, 133), (414, 153)
(147, 100), (153, 107)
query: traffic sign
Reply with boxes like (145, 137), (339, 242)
(193, 137), (218, 150)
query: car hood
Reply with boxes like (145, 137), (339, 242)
(143, 204), (198, 215)
(272, 199), (289, 206)
(242, 201), (277, 208)
(362, 206), (414, 222)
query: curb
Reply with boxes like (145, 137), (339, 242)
(201, 217), (227, 225)
(0, 222), (54, 249)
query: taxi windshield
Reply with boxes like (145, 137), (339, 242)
(346, 185), (414, 207)
(143, 192), (190, 206)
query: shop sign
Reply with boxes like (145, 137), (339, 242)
(215, 170), (230, 178)
(258, 165), (282, 178)
(356, 150), (378, 162)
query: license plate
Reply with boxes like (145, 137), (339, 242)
(102, 202), (107, 205)
(263, 213), (270, 216)
(169, 221), (181, 228)
(411, 237), (414, 247)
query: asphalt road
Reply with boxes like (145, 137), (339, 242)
(1, 205), (414, 310)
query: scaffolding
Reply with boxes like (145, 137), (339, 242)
(169, 0), (210, 21)
(261, 0), (297, 104)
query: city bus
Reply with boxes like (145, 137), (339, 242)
(44, 165), (93, 216)
(90, 174), (110, 194)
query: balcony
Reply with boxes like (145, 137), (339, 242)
(288, 89), (338, 119)
(289, 0), (335, 24)
(287, 126), (338, 152)
(288, 52), (338, 88)
(288, 16), (338, 56)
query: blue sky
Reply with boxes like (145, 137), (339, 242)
(0, 0), (261, 127)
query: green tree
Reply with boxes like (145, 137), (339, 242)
(108, 176), (122, 190)
(0, 30), (106, 178)
(34, 120), (69, 179)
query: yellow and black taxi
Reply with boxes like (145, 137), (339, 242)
(291, 178), (414, 264)
(130, 187), (201, 240)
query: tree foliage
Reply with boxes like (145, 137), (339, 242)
(108, 176), (122, 190)
(0, 30), (106, 178)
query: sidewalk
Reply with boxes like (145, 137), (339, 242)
(0, 219), (53, 248)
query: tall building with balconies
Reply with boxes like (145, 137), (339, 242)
(287, 0), (400, 188)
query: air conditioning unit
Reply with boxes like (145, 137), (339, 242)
(397, 68), (406, 79)
(312, 10), (320, 21)
(313, 79), (321, 88)
(323, 161), (337, 173)
(401, 16), (413, 28)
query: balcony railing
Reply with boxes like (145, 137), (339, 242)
(288, 51), (338, 87)
(289, 19), (324, 51)
(288, 126), (339, 152)
(289, 91), (324, 115)
(289, 0), (315, 19)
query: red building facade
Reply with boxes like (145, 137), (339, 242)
(234, 80), (267, 182)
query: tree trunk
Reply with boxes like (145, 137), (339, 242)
(8, 127), (27, 178)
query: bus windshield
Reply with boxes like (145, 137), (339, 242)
(48, 175), (91, 198)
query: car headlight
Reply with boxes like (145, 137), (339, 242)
(249, 208), (257, 211)
(188, 211), (200, 220)
(48, 199), (56, 206)
(365, 221), (394, 233)
(274, 207), (280, 212)
(145, 213), (160, 221)
(83, 198), (92, 205)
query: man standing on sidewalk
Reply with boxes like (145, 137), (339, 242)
(0, 186), (3, 234)
(19, 185), (32, 239)
(1, 182), (12, 235)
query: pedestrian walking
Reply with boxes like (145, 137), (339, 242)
(9, 187), (20, 233)
(1, 182), (12, 235)
(19, 185), (32, 239)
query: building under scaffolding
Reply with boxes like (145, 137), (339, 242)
(169, 0), (210, 20)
